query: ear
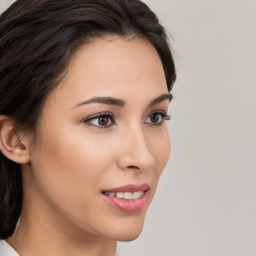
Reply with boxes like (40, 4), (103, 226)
(0, 115), (31, 164)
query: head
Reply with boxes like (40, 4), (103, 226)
(0, 0), (176, 241)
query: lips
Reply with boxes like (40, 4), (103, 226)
(102, 183), (149, 193)
(101, 183), (149, 212)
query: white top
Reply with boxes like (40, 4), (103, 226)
(0, 240), (120, 256)
(0, 240), (19, 256)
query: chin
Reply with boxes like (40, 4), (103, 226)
(115, 228), (143, 242)
(107, 214), (146, 242)
(117, 233), (142, 242)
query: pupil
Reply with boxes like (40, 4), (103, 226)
(150, 114), (159, 123)
(99, 116), (109, 125)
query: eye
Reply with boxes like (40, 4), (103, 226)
(144, 111), (170, 125)
(83, 113), (115, 129)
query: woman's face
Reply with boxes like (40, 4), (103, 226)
(24, 37), (171, 241)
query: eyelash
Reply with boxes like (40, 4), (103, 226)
(82, 111), (171, 130)
(83, 112), (116, 129)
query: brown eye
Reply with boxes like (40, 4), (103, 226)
(83, 113), (115, 129)
(144, 112), (170, 125)
(98, 116), (110, 126)
(149, 113), (160, 124)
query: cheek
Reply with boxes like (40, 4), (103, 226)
(29, 125), (116, 215)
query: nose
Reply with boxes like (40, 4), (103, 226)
(116, 125), (155, 172)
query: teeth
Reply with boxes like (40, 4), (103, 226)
(124, 192), (133, 199)
(116, 192), (124, 198)
(132, 191), (143, 199)
(105, 191), (144, 199)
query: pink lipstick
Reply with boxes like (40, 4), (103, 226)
(102, 183), (149, 212)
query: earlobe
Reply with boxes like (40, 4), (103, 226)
(0, 115), (31, 164)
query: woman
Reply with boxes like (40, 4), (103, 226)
(0, 0), (176, 255)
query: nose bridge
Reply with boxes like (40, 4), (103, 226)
(118, 122), (155, 171)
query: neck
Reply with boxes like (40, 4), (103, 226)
(7, 217), (117, 256)
(6, 195), (117, 256)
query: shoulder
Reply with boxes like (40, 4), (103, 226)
(0, 240), (20, 256)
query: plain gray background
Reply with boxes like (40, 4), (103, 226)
(1, 0), (255, 256)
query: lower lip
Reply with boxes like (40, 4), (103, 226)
(102, 191), (148, 213)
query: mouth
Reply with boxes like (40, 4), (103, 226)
(103, 191), (145, 199)
(101, 183), (150, 212)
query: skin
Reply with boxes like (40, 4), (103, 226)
(6, 37), (171, 256)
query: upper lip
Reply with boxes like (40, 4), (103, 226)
(102, 183), (150, 193)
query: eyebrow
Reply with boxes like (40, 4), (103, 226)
(148, 93), (172, 107)
(73, 97), (125, 108)
(72, 93), (172, 109)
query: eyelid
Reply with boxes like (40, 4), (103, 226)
(83, 111), (113, 121)
(82, 112), (116, 129)
(144, 110), (171, 125)
(149, 109), (166, 114)
(147, 109), (169, 119)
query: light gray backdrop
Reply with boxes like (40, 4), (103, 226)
(1, 0), (255, 256)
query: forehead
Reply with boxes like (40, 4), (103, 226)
(44, 37), (168, 110)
